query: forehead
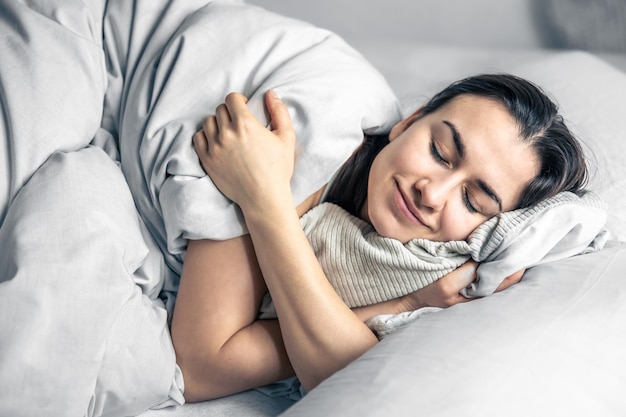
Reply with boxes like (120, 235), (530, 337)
(435, 94), (514, 127)
(430, 95), (539, 211)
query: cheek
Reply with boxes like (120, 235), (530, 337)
(440, 208), (483, 241)
(363, 159), (386, 224)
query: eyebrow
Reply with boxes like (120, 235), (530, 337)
(477, 180), (503, 212)
(442, 120), (503, 212)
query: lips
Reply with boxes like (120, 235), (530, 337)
(395, 181), (429, 228)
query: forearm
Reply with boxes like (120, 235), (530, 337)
(243, 200), (378, 391)
(171, 237), (293, 401)
(352, 296), (414, 323)
(192, 91), (379, 391)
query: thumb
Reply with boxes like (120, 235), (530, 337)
(446, 260), (479, 304)
(456, 260), (478, 288)
(265, 89), (294, 139)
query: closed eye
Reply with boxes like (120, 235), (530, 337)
(430, 140), (449, 166)
(463, 188), (479, 214)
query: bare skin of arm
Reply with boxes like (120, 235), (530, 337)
(173, 91), (523, 401)
(171, 187), (327, 401)
(171, 186), (475, 401)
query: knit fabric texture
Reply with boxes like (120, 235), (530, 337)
(301, 202), (470, 307)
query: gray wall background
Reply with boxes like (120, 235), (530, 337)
(248, 0), (626, 53)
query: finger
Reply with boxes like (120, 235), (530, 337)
(451, 260), (479, 303)
(450, 293), (473, 305)
(441, 260), (478, 305)
(495, 269), (525, 292)
(192, 130), (208, 155)
(265, 89), (294, 138)
(202, 115), (218, 141)
(224, 92), (249, 116)
(215, 103), (231, 131)
(453, 260), (479, 289)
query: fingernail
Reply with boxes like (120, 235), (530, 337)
(268, 89), (280, 99)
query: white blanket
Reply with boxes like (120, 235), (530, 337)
(0, 147), (184, 416)
(105, 0), (400, 270)
(0, 0), (106, 225)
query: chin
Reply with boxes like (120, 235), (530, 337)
(369, 218), (396, 239)
(373, 223), (412, 243)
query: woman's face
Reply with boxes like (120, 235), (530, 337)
(363, 94), (539, 243)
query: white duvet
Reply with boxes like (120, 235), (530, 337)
(0, 0), (399, 415)
(104, 0), (400, 309)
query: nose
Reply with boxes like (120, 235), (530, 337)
(416, 175), (459, 212)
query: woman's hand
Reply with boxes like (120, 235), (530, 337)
(193, 90), (296, 214)
(400, 261), (525, 310)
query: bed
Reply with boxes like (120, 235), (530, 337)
(1, 1), (625, 416)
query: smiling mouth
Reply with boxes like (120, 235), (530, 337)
(395, 181), (429, 228)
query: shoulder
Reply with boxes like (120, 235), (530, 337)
(296, 185), (327, 217)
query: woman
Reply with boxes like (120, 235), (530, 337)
(171, 74), (588, 402)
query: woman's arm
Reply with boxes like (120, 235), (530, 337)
(171, 183), (326, 402)
(192, 91), (380, 389)
(171, 225), (481, 401)
(353, 263), (523, 322)
(171, 236), (294, 402)
(351, 260), (479, 322)
(244, 198), (379, 390)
